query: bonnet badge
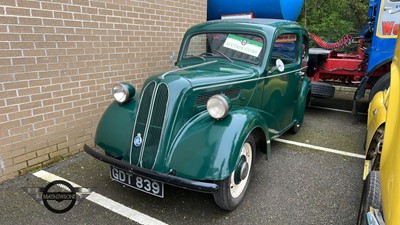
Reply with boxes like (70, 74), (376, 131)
(134, 133), (142, 147)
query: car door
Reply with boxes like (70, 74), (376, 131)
(262, 31), (302, 133)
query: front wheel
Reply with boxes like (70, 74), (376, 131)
(213, 134), (256, 211)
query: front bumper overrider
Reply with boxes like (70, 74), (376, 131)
(83, 144), (219, 193)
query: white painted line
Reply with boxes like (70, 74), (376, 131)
(310, 105), (367, 116)
(33, 170), (168, 225)
(274, 138), (365, 159)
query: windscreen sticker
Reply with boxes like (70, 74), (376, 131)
(223, 34), (263, 57)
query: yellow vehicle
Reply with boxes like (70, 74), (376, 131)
(358, 34), (400, 225)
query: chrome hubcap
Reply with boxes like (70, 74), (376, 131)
(230, 142), (252, 199)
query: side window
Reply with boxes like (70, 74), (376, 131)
(270, 34), (299, 66)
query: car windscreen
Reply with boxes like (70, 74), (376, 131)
(183, 33), (265, 65)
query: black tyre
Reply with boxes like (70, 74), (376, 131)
(311, 82), (335, 98)
(213, 134), (256, 211)
(357, 171), (382, 225)
(369, 73), (390, 102)
(290, 123), (301, 134)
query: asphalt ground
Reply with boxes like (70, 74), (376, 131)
(0, 89), (369, 225)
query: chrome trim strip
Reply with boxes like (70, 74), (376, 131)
(159, 60), (218, 79)
(193, 67), (308, 91)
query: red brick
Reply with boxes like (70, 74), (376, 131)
(63, 4), (82, 12)
(0, 34), (19, 41)
(54, 11), (73, 19)
(3, 148), (25, 160)
(2, 0), (17, 6)
(27, 154), (49, 167)
(33, 27), (55, 34)
(13, 152), (36, 164)
(34, 119), (55, 129)
(64, 20), (83, 27)
(36, 146), (57, 157)
(12, 57), (35, 65)
(43, 19), (63, 27)
(8, 109), (32, 121)
(6, 7), (31, 16)
(0, 16), (18, 24)
(20, 34), (44, 41)
(16, 0), (40, 8)
(18, 18), (42, 26)
(19, 101), (42, 111)
(41, 2), (63, 11)
(18, 86), (40, 95)
(45, 34), (66, 41)
(23, 49), (46, 56)
(1, 120), (21, 130)
(30, 92), (51, 102)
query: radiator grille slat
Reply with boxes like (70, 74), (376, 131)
(142, 84), (168, 169)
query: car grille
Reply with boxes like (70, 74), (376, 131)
(131, 81), (169, 169)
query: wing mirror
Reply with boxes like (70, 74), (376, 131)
(169, 52), (176, 65)
(268, 59), (285, 73)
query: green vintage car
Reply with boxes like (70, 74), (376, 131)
(84, 19), (311, 210)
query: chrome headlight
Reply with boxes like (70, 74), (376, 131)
(112, 83), (135, 103)
(207, 94), (231, 119)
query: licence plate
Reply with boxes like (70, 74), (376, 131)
(110, 166), (164, 198)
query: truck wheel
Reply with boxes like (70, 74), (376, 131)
(357, 171), (382, 225)
(310, 82), (335, 98)
(213, 134), (255, 211)
(369, 73), (390, 102)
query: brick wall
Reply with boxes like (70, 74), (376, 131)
(0, 0), (207, 183)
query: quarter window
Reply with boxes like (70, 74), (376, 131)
(270, 34), (299, 66)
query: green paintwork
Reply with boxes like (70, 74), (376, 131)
(95, 99), (138, 161)
(166, 107), (269, 180)
(94, 19), (310, 182)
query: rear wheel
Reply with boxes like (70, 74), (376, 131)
(290, 123), (301, 134)
(357, 171), (382, 225)
(213, 134), (255, 211)
(369, 73), (390, 102)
